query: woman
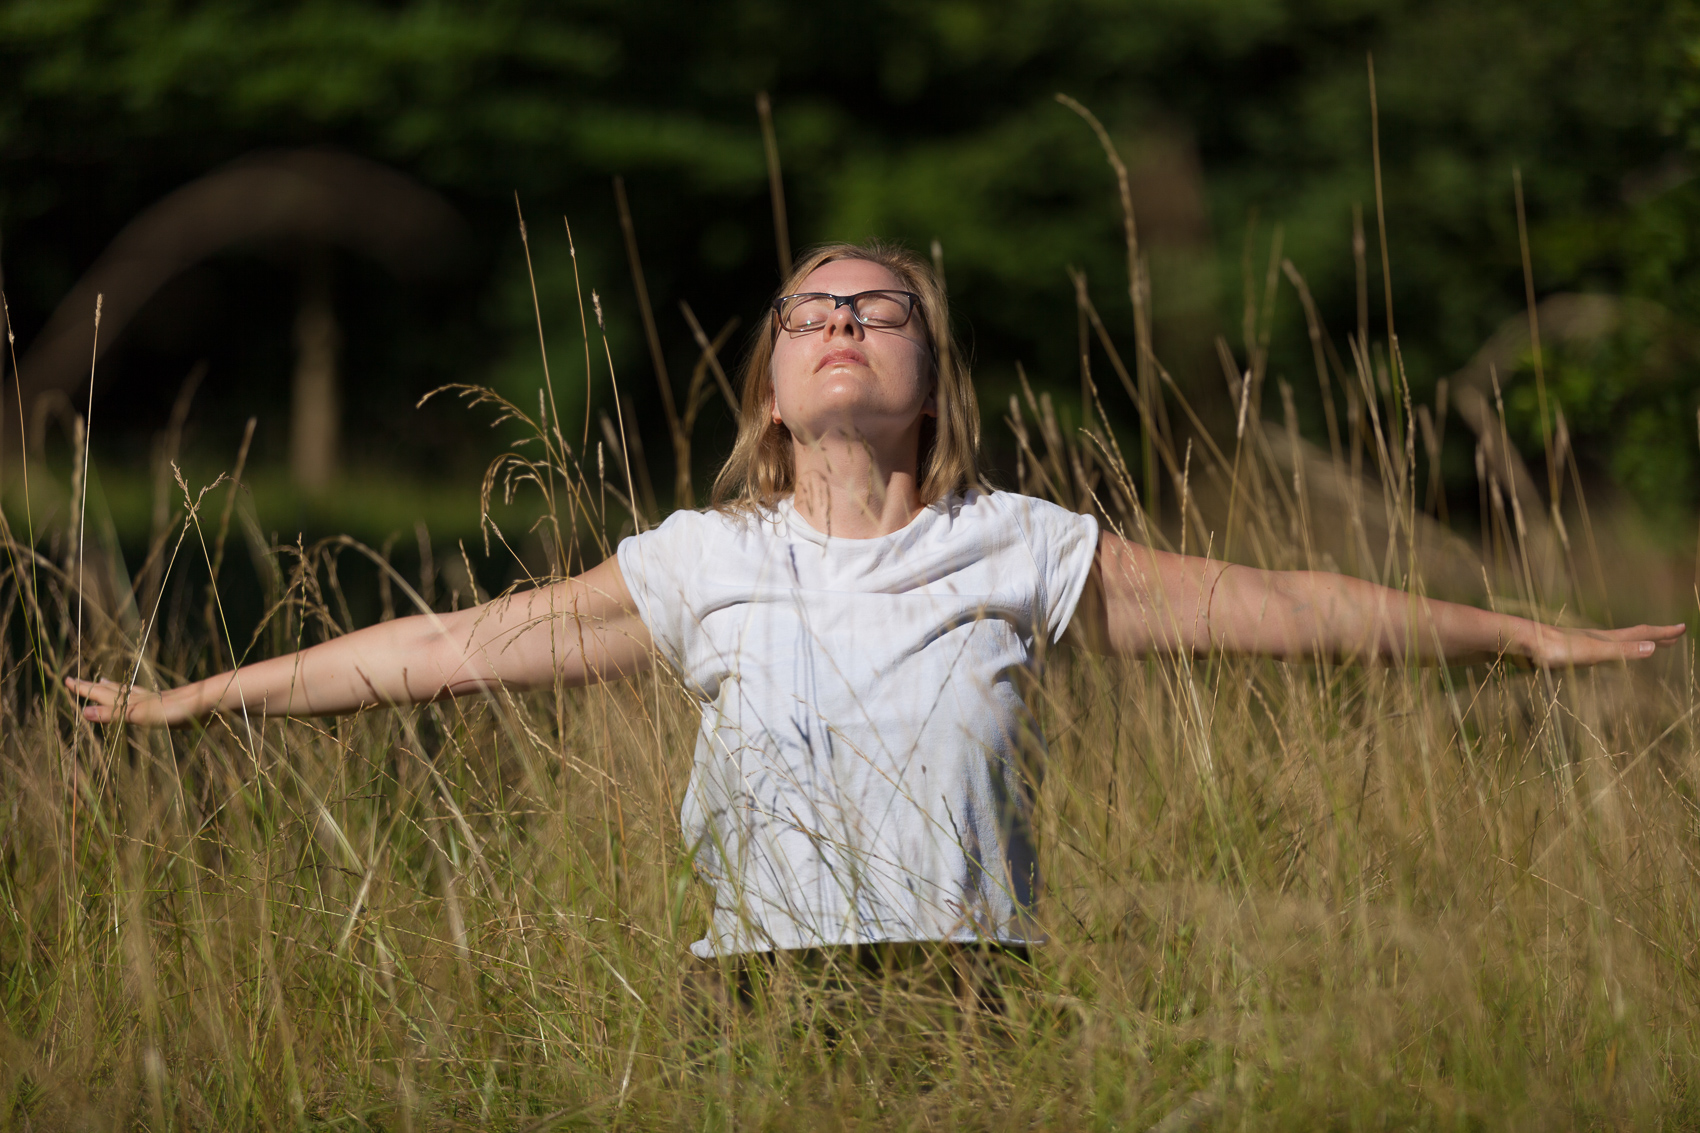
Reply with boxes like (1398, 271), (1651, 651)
(69, 241), (1684, 962)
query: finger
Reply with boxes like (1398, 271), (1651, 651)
(1596, 638), (1659, 660)
(65, 676), (118, 704)
(1594, 626), (1657, 641)
(1583, 624), (1685, 647)
(1604, 639), (1665, 663)
(1608, 636), (1658, 651)
(1540, 637), (1654, 667)
(1629, 623), (1686, 637)
(1617, 625), (1687, 651)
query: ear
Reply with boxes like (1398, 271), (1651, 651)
(770, 389), (784, 426)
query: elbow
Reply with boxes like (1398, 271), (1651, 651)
(392, 614), (470, 699)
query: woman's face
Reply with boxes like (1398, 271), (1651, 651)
(768, 258), (935, 456)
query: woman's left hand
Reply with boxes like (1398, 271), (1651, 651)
(1514, 622), (1687, 669)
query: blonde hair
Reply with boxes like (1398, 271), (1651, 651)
(710, 241), (981, 512)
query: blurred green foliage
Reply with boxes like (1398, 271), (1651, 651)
(3, 0), (1700, 525)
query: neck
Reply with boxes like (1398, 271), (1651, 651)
(788, 427), (925, 539)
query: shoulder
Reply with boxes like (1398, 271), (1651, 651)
(960, 490), (1097, 540)
(965, 493), (1101, 640)
(615, 508), (771, 636)
(636, 504), (770, 541)
(619, 504), (780, 566)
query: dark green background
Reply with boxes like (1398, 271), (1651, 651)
(3, 0), (1698, 533)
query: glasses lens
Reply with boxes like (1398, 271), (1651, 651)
(853, 291), (913, 327)
(779, 294), (835, 330)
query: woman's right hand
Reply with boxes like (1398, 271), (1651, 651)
(66, 675), (200, 727)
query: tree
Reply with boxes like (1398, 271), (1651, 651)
(0, 0), (1693, 519)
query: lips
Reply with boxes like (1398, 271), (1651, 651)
(815, 347), (868, 372)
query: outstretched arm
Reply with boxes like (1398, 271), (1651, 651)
(68, 556), (652, 726)
(1069, 532), (1684, 667)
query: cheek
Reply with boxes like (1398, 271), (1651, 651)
(768, 362), (794, 417)
(899, 342), (935, 400)
(771, 338), (810, 385)
(768, 344), (799, 418)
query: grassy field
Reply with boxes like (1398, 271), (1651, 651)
(5, 227), (1700, 1131)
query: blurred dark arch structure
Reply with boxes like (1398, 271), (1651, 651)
(2, 148), (470, 492)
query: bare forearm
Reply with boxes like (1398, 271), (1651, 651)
(1210, 569), (1530, 663)
(1090, 535), (1683, 666)
(70, 558), (654, 726)
(165, 616), (464, 719)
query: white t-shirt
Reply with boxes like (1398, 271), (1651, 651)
(616, 489), (1099, 957)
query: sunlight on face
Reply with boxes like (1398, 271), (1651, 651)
(769, 258), (934, 449)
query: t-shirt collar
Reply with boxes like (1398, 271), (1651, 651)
(776, 493), (947, 546)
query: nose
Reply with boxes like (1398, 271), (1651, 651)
(821, 301), (864, 339)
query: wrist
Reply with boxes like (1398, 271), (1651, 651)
(1502, 617), (1539, 660)
(170, 680), (215, 724)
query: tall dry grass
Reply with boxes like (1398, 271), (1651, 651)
(4, 172), (1700, 1132)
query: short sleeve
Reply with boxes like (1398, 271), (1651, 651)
(1003, 494), (1100, 644)
(614, 510), (705, 668)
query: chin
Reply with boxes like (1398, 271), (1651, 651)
(786, 395), (871, 433)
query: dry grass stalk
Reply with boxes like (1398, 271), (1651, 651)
(2, 181), (1698, 1131)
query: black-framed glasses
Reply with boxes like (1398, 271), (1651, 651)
(772, 290), (921, 332)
